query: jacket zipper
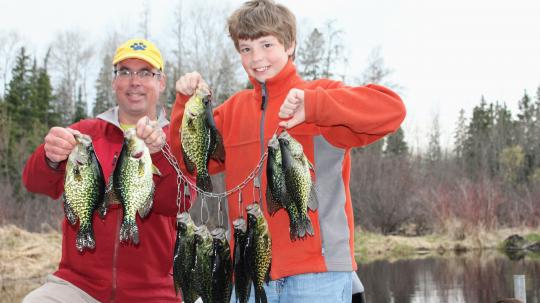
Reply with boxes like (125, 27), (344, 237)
(256, 83), (268, 206)
(110, 150), (121, 302)
(110, 207), (121, 302)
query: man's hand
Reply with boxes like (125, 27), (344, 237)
(136, 116), (166, 154)
(278, 88), (305, 129)
(44, 127), (80, 163)
(176, 71), (210, 96)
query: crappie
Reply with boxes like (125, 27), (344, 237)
(266, 134), (303, 241)
(245, 203), (271, 303)
(211, 227), (233, 303)
(193, 225), (213, 303)
(112, 128), (155, 245)
(63, 134), (105, 252)
(173, 212), (198, 303)
(278, 131), (318, 240)
(265, 134), (287, 216)
(232, 218), (251, 303)
(181, 88), (225, 192)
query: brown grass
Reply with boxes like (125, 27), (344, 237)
(0, 225), (61, 302)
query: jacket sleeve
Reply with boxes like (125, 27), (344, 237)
(303, 82), (406, 149)
(169, 93), (226, 176)
(22, 121), (86, 199)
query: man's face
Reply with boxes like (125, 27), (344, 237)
(112, 58), (165, 123)
(238, 35), (294, 83)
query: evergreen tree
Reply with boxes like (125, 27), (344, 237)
(453, 108), (467, 160)
(93, 54), (114, 116)
(463, 97), (495, 178)
(73, 85), (87, 123)
(384, 127), (408, 156)
(297, 28), (325, 81)
(516, 91), (536, 180)
(427, 114), (442, 163)
(5, 47), (31, 137)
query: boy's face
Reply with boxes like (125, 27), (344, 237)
(238, 35), (294, 83)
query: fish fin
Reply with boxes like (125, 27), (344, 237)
(197, 172), (212, 192)
(304, 215), (314, 237)
(62, 197), (77, 225)
(138, 185), (154, 218)
(75, 225), (96, 252)
(308, 185), (318, 211)
(265, 187), (283, 216)
(99, 178), (115, 218)
(210, 129), (226, 163)
(182, 149), (196, 174)
(120, 220), (140, 245)
(152, 165), (162, 176)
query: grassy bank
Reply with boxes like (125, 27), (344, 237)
(354, 227), (540, 264)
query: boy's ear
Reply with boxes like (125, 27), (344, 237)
(286, 41), (296, 56)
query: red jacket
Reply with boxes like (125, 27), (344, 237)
(22, 108), (192, 302)
(170, 60), (405, 279)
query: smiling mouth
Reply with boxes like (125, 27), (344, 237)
(254, 66), (269, 72)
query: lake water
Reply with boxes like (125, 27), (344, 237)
(357, 251), (540, 303)
(3, 251), (539, 302)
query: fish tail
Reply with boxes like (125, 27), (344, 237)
(120, 220), (140, 245)
(254, 285), (267, 303)
(196, 172), (212, 192)
(76, 224), (96, 252)
(304, 215), (314, 236)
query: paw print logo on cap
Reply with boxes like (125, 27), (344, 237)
(130, 42), (147, 51)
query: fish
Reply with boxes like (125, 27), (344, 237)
(63, 133), (105, 252)
(111, 128), (156, 245)
(193, 225), (213, 303)
(232, 218), (251, 303)
(181, 88), (225, 192)
(266, 134), (302, 240)
(211, 227), (233, 303)
(173, 212), (198, 303)
(245, 203), (272, 303)
(265, 134), (287, 216)
(278, 131), (318, 240)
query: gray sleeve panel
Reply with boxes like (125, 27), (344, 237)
(313, 135), (354, 270)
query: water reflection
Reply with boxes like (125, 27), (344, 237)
(357, 251), (540, 303)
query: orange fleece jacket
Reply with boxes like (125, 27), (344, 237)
(170, 60), (405, 279)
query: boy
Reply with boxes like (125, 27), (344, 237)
(170, 0), (405, 302)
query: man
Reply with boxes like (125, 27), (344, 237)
(22, 38), (190, 302)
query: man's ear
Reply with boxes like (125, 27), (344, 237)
(159, 74), (167, 93)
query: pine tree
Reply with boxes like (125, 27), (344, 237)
(516, 91), (536, 180)
(427, 114), (442, 163)
(73, 85), (87, 123)
(453, 108), (467, 160)
(463, 96), (495, 178)
(297, 28), (325, 81)
(5, 47), (31, 135)
(384, 127), (408, 156)
(93, 54), (114, 116)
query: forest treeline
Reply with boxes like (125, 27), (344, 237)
(0, 1), (538, 234)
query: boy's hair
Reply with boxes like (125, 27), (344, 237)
(228, 0), (296, 58)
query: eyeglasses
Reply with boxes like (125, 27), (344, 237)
(114, 69), (162, 81)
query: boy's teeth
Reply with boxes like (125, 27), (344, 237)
(255, 66), (268, 72)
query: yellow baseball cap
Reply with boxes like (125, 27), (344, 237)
(112, 38), (164, 71)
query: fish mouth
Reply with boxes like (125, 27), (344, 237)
(132, 151), (143, 159)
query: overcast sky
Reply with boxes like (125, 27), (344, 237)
(2, 0), (540, 150)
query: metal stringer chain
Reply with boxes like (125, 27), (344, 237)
(161, 142), (269, 215)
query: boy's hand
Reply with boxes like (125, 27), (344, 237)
(278, 88), (305, 129)
(44, 127), (81, 163)
(176, 72), (209, 96)
(136, 116), (166, 154)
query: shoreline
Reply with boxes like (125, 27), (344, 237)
(354, 227), (540, 264)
